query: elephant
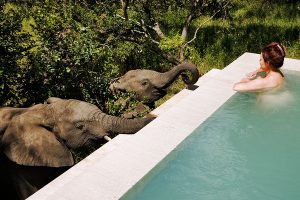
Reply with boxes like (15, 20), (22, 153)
(0, 155), (69, 200)
(0, 97), (155, 199)
(109, 62), (200, 106)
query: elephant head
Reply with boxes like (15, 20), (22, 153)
(109, 62), (200, 105)
(1, 97), (155, 168)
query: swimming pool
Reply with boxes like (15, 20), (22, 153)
(122, 70), (300, 200)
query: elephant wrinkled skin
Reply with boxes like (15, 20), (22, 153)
(0, 97), (155, 199)
(109, 62), (200, 105)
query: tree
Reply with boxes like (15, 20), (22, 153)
(116, 0), (231, 63)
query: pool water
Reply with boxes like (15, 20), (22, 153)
(122, 70), (300, 200)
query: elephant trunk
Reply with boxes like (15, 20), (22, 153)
(91, 111), (154, 135)
(152, 63), (199, 89)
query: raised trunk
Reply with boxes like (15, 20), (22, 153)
(91, 111), (154, 135)
(152, 63), (199, 88)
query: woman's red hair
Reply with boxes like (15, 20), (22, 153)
(261, 42), (286, 69)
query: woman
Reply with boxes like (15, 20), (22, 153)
(233, 42), (286, 92)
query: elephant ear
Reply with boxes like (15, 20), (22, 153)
(1, 114), (74, 167)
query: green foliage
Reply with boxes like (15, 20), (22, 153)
(105, 91), (141, 116)
(159, 34), (183, 55)
(0, 0), (299, 111)
(0, 1), (166, 108)
(188, 1), (300, 74)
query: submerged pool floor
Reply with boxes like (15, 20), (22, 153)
(122, 70), (300, 200)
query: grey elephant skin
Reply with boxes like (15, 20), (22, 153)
(0, 97), (155, 199)
(109, 62), (200, 105)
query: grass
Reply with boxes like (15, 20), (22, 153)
(156, 1), (300, 107)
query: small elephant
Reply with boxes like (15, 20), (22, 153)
(109, 62), (200, 106)
(0, 97), (155, 199)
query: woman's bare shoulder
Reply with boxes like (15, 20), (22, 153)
(269, 71), (284, 86)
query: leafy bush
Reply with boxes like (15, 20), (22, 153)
(0, 0), (299, 113)
(0, 1), (169, 109)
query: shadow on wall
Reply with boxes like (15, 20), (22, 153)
(0, 154), (70, 200)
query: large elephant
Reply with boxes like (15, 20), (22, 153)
(0, 97), (155, 199)
(109, 62), (200, 106)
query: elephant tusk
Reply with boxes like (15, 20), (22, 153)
(104, 135), (112, 141)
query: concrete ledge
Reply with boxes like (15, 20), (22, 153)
(150, 89), (191, 116)
(195, 68), (221, 86)
(27, 53), (300, 200)
(281, 56), (300, 71)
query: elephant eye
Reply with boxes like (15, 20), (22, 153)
(75, 122), (85, 130)
(141, 81), (148, 86)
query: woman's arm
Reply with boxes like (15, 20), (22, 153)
(233, 76), (275, 93)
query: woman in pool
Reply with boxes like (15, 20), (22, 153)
(233, 42), (286, 92)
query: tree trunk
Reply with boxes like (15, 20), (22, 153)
(120, 0), (129, 20)
(180, 0), (199, 61)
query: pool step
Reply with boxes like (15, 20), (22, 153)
(195, 68), (221, 86)
(151, 68), (221, 116)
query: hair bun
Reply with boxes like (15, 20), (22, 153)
(282, 45), (287, 55)
(276, 43), (286, 57)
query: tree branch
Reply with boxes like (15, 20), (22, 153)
(116, 2), (178, 65)
(120, 0), (130, 20)
(184, 3), (227, 47)
(179, 1), (231, 61)
(181, 0), (199, 42)
(115, 14), (161, 44)
(140, 0), (165, 40)
(152, 22), (165, 39)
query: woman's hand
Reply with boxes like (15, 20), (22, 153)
(246, 72), (257, 79)
(246, 68), (263, 79)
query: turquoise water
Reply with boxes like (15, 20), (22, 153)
(122, 70), (300, 200)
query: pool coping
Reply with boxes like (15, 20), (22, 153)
(27, 53), (300, 200)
